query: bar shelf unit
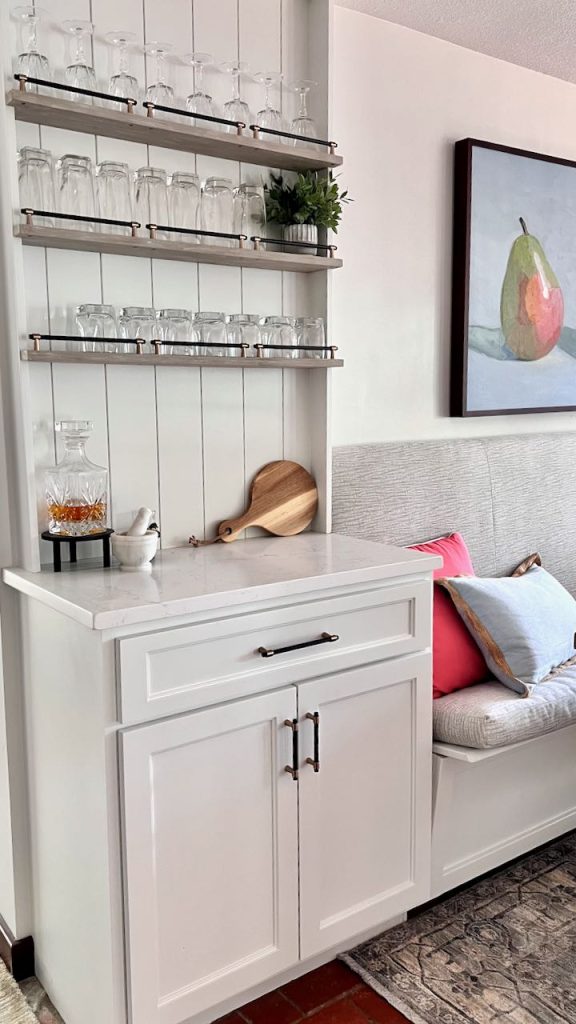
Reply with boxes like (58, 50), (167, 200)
(7, 90), (343, 172)
(14, 223), (342, 272)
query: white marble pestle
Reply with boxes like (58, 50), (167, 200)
(112, 507), (158, 571)
(125, 507), (154, 536)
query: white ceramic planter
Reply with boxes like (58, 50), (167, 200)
(111, 530), (158, 571)
(283, 223), (318, 255)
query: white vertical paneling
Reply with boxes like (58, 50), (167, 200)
(199, 264), (241, 314)
(143, 0), (193, 102)
(101, 254), (152, 309)
(23, 249), (54, 558)
(242, 268), (281, 317)
(283, 369), (312, 467)
(239, 0), (281, 125)
(156, 367), (204, 546)
(243, 367), (283, 536)
(15, 122), (41, 151)
(106, 365), (159, 533)
(90, 0), (146, 95)
(193, 0), (238, 110)
(151, 260), (198, 313)
(202, 368), (245, 539)
(46, 248), (101, 334)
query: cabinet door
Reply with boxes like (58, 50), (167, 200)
(121, 689), (299, 1024)
(298, 655), (432, 958)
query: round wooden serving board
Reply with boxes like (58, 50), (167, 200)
(218, 460), (318, 542)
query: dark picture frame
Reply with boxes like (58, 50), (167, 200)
(451, 137), (576, 417)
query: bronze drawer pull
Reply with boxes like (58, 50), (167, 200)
(258, 632), (339, 658)
(305, 711), (320, 772)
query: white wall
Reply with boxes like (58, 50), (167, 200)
(331, 6), (576, 443)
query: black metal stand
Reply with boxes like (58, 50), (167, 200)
(41, 529), (113, 572)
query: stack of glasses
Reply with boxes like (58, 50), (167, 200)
(69, 305), (327, 359)
(17, 147), (267, 243)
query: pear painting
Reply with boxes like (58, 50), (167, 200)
(500, 217), (564, 361)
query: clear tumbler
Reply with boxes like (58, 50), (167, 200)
(56, 154), (97, 227)
(75, 303), (118, 353)
(18, 146), (55, 224)
(134, 166), (169, 238)
(200, 177), (234, 245)
(156, 308), (194, 355)
(168, 171), (200, 241)
(95, 161), (133, 232)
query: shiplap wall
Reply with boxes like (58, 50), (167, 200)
(9, 0), (332, 563)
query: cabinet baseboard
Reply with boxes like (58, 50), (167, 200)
(0, 914), (34, 982)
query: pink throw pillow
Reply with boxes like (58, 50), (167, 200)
(409, 533), (489, 699)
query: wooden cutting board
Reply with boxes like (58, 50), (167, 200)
(217, 460), (318, 543)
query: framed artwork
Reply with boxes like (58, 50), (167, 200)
(451, 138), (576, 416)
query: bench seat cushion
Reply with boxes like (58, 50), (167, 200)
(433, 659), (576, 748)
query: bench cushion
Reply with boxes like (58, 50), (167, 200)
(433, 658), (576, 748)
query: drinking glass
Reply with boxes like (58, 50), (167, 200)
(194, 312), (228, 357)
(18, 146), (55, 224)
(56, 154), (97, 226)
(219, 61), (251, 130)
(95, 161), (132, 232)
(261, 315), (298, 358)
(156, 308), (194, 355)
(168, 172), (200, 241)
(106, 31), (139, 107)
(233, 183), (266, 244)
(183, 53), (216, 122)
(295, 316), (326, 358)
(118, 307), (156, 354)
(144, 42), (174, 107)
(227, 313), (261, 353)
(12, 6), (50, 85)
(289, 80), (318, 144)
(200, 177), (234, 245)
(134, 167), (169, 237)
(75, 304), (117, 353)
(63, 20), (97, 98)
(254, 72), (285, 135)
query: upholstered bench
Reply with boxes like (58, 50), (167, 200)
(332, 432), (576, 902)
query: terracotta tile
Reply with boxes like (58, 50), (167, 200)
(305, 996), (370, 1024)
(281, 961), (361, 1013)
(240, 989), (301, 1024)
(213, 1013), (247, 1024)
(352, 986), (410, 1024)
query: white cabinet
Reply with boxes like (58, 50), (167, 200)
(121, 689), (299, 1024)
(121, 653), (431, 1023)
(298, 656), (431, 957)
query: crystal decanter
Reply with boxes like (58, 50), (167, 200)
(45, 421), (108, 536)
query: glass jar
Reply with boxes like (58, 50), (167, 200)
(118, 306), (156, 354)
(45, 421), (108, 536)
(55, 153), (97, 227)
(194, 311), (228, 356)
(134, 166), (169, 238)
(233, 183), (266, 244)
(227, 313), (261, 353)
(295, 316), (326, 358)
(75, 303), (118, 352)
(156, 308), (194, 355)
(168, 171), (200, 241)
(18, 146), (55, 226)
(200, 177), (234, 245)
(261, 315), (298, 358)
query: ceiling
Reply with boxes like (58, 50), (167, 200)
(336, 0), (576, 85)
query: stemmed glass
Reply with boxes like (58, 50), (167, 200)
(144, 42), (174, 106)
(63, 20), (97, 98)
(183, 53), (216, 121)
(254, 72), (285, 135)
(106, 31), (139, 106)
(219, 61), (251, 131)
(12, 6), (50, 84)
(289, 80), (318, 143)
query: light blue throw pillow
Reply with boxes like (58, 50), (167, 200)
(439, 565), (576, 695)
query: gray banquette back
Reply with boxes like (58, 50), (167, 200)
(332, 434), (576, 594)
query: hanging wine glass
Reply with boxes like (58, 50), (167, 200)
(183, 52), (216, 123)
(106, 31), (139, 107)
(254, 72), (285, 137)
(219, 60), (251, 131)
(62, 20), (96, 99)
(144, 42), (175, 107)
(289, 80), (318, 145)
(12, 6), (50, 85)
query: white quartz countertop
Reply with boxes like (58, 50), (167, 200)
(3, 533), (441, 630)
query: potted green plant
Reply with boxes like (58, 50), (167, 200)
(265, 171), (351, 254)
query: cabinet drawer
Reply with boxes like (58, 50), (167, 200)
(118, 580), (431, 723)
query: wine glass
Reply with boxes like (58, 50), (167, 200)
(254, 72), (285, 136)
(219, 60), (251, 131)
(106, 31), (139, 107)
(62, 20), (97, 98)
(289, 80), (318, 144)
(12, 6), (50, 84)
(144, 42), (174, 107)
(183, 52), (216, 122)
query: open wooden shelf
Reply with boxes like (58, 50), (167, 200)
(21, 350), (343, 370)
(15, 224), (342, 273)
(7, 90), (343, 172)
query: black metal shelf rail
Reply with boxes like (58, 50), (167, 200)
(21, 208), (139, 234)
(15, 74), (136, 111)
(13, 76), (338, 153)
(145, 223), (247, 245)
(251, 235), (337, 256)
(27, 334), (339, 360)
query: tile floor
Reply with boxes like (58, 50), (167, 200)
(214, 961), (408, 1024)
